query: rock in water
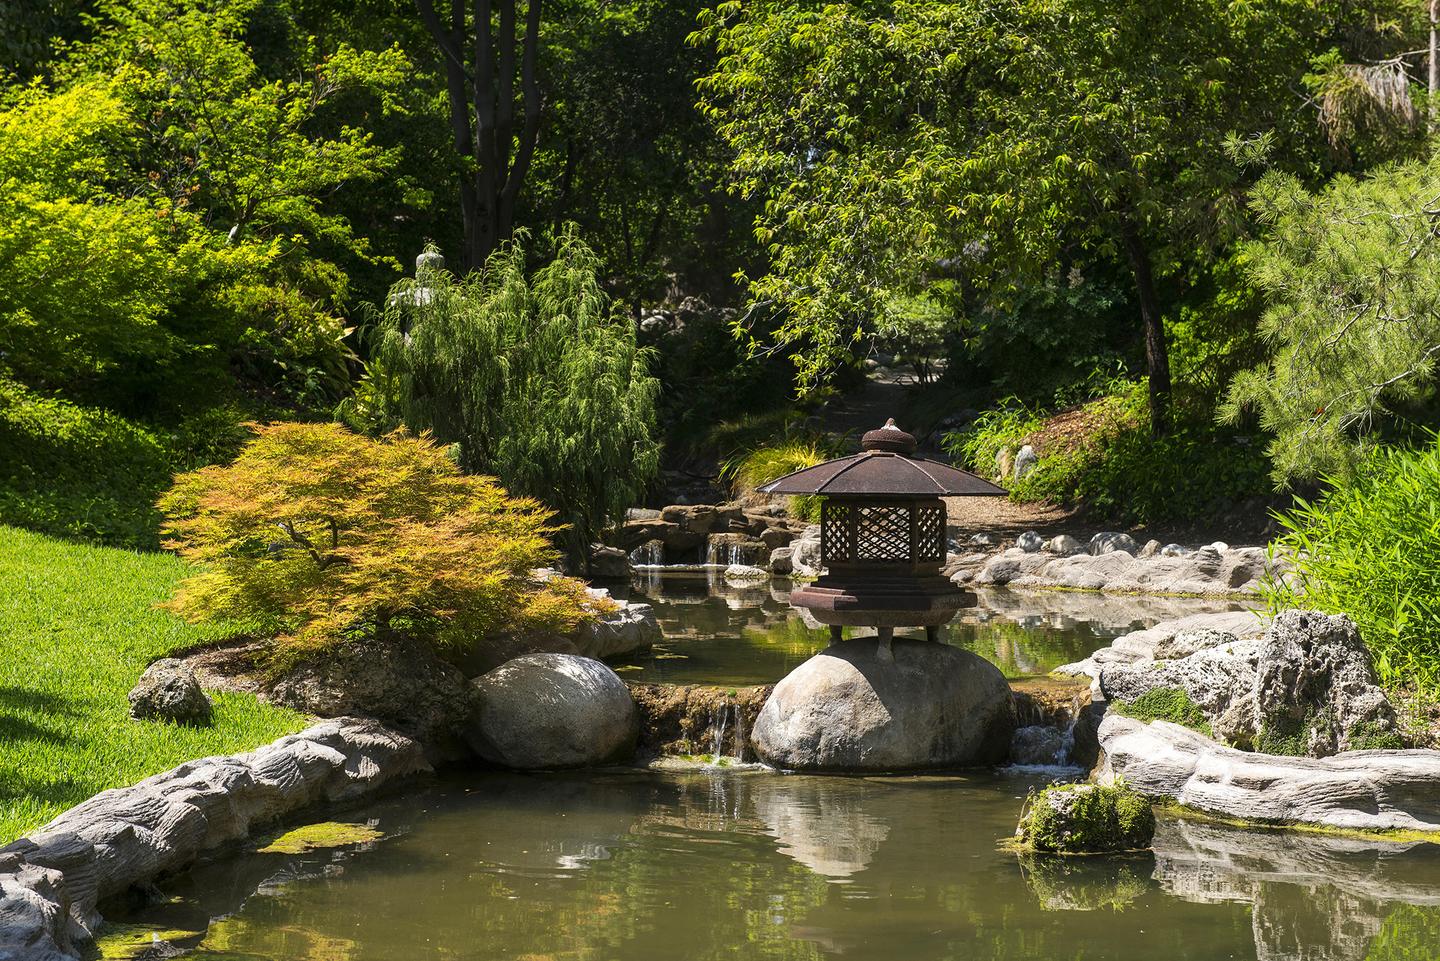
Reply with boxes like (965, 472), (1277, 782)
(751, 638), (1015, 772)
(467, 654), (638, 769)
(1015, 782), (1155, 854)
(128, 659), (212, 725)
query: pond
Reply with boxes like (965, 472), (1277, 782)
(610, 572), (1248, 686)
(110, 766), (1440, 961)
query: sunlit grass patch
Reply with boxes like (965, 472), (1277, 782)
(0, 525), (306, 843)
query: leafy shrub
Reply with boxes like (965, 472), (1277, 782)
(945, 383), (1272, 526)
(721, 437), (836, 521)
(158, 422), (596, 663)
(0, 378), (171, 548)
(943, 398), (1045, 479)
(1266, 439), (1440, 692)
(373, 231), (660, 564)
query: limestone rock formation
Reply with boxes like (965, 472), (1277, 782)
(0, 719), (426, 961)
(127, 659), (212, 726)
(467, 654), (639, 769)
(1097, 715), (1440, 832)
(751, 638), (1016, 772)
(1095, 611), (1398, 755)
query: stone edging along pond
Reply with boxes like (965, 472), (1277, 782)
(0, 717), (427, 961)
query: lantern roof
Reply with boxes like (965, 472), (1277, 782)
(758, 419), (1008, 498)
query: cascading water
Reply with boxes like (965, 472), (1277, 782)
(629, 541), (666, 568)
(709, 704), (730, 764)
(704, 541), (750, 568)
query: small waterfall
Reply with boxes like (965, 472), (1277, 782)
(629, 540), (665, 568)
(709, 703), (730, 764)
(732, 705), (747, 763)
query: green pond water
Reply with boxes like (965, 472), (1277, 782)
(109, 767), (1440, 961)
(101, 578), (1440, 960)
(610, 572), (1247, 686)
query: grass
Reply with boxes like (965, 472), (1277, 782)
(0, 525), (306, 843)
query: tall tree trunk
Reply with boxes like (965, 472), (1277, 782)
(416, 0), (543, 271)
(1120, 217), (1172, 435)
(1431, 0), (1438, 128)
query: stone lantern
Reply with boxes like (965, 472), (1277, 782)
(759, 419), (1006, 658)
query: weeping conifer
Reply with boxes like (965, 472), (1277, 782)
(375, 228), (660, 566)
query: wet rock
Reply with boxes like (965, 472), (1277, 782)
(751, 638), (1016, 772)
(1009, 725), (1068, 766)
(768, 546), (794, 576)
(467, 654), (638, 769)
(1097, 715), (1440, 832)
(587, 544), (630, 580)
(706, 532), (768, 568)
(266, 633), (470, 760)
(1089, 532), (1138, 556)
(128, 659), (212, 726)
(1045, 534), (1084, 556)
(1015, 530), (1045, 553)
(1015, 782), (1155, 853)
(723, 564), (768, 585)
(627, 682), (771, 760)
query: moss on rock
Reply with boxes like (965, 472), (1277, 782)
(1016, 782), (1156, 854)
(256, 821), (384, 855)
(1109, 686), (1212, 737)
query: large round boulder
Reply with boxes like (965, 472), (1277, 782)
(751, 638), (1016, 772)
(467, 654), (638, 769)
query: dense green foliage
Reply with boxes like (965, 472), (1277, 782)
(1228, 157), (1440, 482)
(370, 232), (660, 563)
(0, 525), (305, 842)
(1266, 439), (1440, 692)
(159, 422), (595, 661)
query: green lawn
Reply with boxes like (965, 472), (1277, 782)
(0, 525), (306, 843)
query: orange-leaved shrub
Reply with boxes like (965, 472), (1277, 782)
(158, 422), (595, 661)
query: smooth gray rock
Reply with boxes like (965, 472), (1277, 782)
(570, 596), (661, 661)
(1013, 444), (1039, 481)
(1045, 534), (1084, 556)
(1098, 715), (1440, 833)
(724, 564), (769, 584)
(467, 654), (638, 769)
(1160, 543), (1190, 557)
(1015, 530), (1045, 553)
(790, 527), (823, 577)
(751, 638), (1016, 772)
(128, 659), (211, 726)
(0, 719), (426, 960)
(768, 546), (795, 576)
(969, 532), (1000, 547)
(1089, 532), (1138, 556)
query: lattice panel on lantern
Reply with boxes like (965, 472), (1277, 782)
(821, 501), (855, 563)
(915, 503), (945, 562)
(856, 505), (911, 561)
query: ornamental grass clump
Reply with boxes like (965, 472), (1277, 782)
(159, 422), (594, 663)
(1266, 438), (1440, 692)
